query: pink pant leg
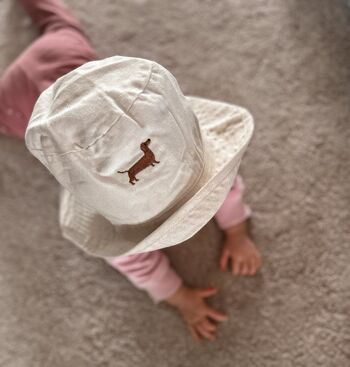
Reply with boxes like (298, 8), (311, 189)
(20, 0), (86, 35)
(214, 174), (252, 230)
(0, 0), (98, 139)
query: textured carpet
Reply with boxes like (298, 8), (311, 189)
(0, 0), (349, 366)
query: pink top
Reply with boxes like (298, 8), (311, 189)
(105, 174), (251, 304)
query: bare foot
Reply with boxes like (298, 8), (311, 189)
(220, 220), (262, 275)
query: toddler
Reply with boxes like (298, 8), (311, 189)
(0, 0), (262, 342)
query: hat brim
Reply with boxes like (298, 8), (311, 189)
(117, 95), (254, 256)
(59, 95), (254, 257)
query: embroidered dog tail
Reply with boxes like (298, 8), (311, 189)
(117, 170), (128, 174)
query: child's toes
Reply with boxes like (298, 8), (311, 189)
(232, 260), (241, 275)
(255, 255), (262, 270)
(241, 262), (250, 275)
(220, 250), (230, 272)
(249, 259), (256, 275)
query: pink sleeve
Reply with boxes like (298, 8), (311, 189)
(104, 250), (183, 304)
(214, 174), (252, 230)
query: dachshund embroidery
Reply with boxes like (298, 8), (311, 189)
(117, 138), (160, 185)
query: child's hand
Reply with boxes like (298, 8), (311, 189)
(165, 284), (228, 342)
(220, 221), (262, 275)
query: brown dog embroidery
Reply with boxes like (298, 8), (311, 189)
(117, 138), (160, 185)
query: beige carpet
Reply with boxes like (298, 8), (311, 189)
(1, 0), (349, 366)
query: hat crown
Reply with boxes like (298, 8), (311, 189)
(25, 56), (205, 225)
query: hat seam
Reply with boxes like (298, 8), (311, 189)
(26, 62), (156, 157)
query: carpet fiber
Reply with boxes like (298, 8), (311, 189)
(0, 0), (349, 366)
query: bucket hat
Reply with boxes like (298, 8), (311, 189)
(24, 55), (254, 258)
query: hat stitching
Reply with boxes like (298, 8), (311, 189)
(26, 62), (155, 157)
(117, 138), (160, 185)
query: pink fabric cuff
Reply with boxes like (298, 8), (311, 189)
(104, 251), (183, 304)
(147, 262), (183, 304)
(214, 174), (252, 230)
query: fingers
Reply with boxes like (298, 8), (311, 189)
(200, 317), (217, 333)
(188, 324), (202, 342)
(195, 320), (216, 341)
(232, 257), (262, 276)
(232, 258), (241, 275)
(188, 319), (218, 342)
(256, 254), (262, 270)
(188, 316), (222, 342)
(188, 314), (227, 342)
(248, 258), (256, 275)
(240, 262), (250, 275)
(185, 288), (229, 342)
(197, 287), (218, 298)
(220, 249), (230, 272)
(249, 256), (262, 275)
(205, 306), (229, 322)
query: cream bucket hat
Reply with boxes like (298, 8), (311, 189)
(24, 55), (254, 258)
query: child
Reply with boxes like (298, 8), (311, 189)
(1, 0), (262, 342)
